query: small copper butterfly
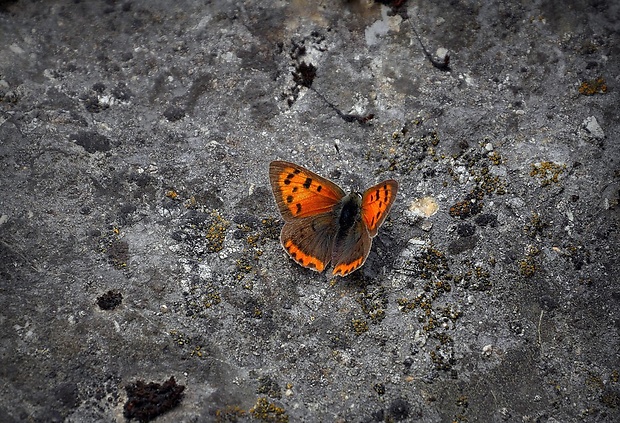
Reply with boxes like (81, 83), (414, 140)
(269, 161), (399, 276)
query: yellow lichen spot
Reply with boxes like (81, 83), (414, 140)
(203, 292), (221, 308)
(205, 210), (230, 253)
(530, 161), (566, 186)
(215, 405), (246, 423)
(519, 247), (540, 278)
(165, 190), (179, 200)
(352, 319), (369, 335)
(249, 397), (289, 423)
(184, 196), (197, 209)
(488, 151), (502, 165)
(579, 77), (607, 96)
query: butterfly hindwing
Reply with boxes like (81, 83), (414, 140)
(332, 219), (372, 277)
(269, 161), (345, 221)
(361, 180), (399, 237)
(280, 213), (338, 272)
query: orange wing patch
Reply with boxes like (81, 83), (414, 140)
(361, 180), (399, 237)
(283, 239), (326, 272)
(269, 161), (345, 220)
(332, 257), (365, 276)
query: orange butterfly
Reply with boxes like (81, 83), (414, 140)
(269, 161), (398, 276)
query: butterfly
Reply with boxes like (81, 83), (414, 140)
(269, 161), (398, 276)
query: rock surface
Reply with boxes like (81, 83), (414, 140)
(1, 1), (618, 422)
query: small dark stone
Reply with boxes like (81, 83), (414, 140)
(120, 51), (134, 62)
(129, 172), (155, 188)
(474, 213), (498, 227)
(73, 131), (112, 153)
(539, 295), (558, 311)
(55, 382), (80, 408)
(371, 409), (385, 421)
(163, 106), (185, 122)
(292, 61), (317, 88)
(107, 240), (129, 268)
(92, 82), (106, 93)
(170, 230), (185, 241)
(403, 357), (414, 371)
(97, 290), (123, 310)
(448, 236), (477, 255)
(83, 93), (107, 113)
(120, 203), (137, 215)
(112, 82), (132, 100)
(389, 398), (410, 421)
(373, 383), (386, 395)
(124, 376), (184, 422)
(457, 223), (475, 237)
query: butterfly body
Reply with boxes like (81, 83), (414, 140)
(269, 161), (398, 277)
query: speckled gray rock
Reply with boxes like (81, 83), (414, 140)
(1, 1), (619, 422)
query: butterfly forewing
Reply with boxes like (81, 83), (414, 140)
(269, 161), (345, 221)
(361, 180), (399, 237)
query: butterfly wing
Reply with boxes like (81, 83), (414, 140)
(361, 180), (399, 237)
(269, 161), (345, 221)
(332, 220), (372, 277)
(280, 214), (338, 272)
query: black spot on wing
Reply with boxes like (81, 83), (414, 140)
(303, 178), (312, 189)
(284, 172), (296, 185)
(296, 203), (302, 214)
(317, 185), (322, 192)
(286, 195), (293, 203)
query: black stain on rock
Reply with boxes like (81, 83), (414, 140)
(448, 236), (478, 255)
(457, 223), (476, 237)
(388, 398), (411, 421)
(72, 131), (112, 153)
(97, 290), (123, 310)
(163, 105), (186, 122)
(124, 376), (185, 423)
(474, 213), (498, 227)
